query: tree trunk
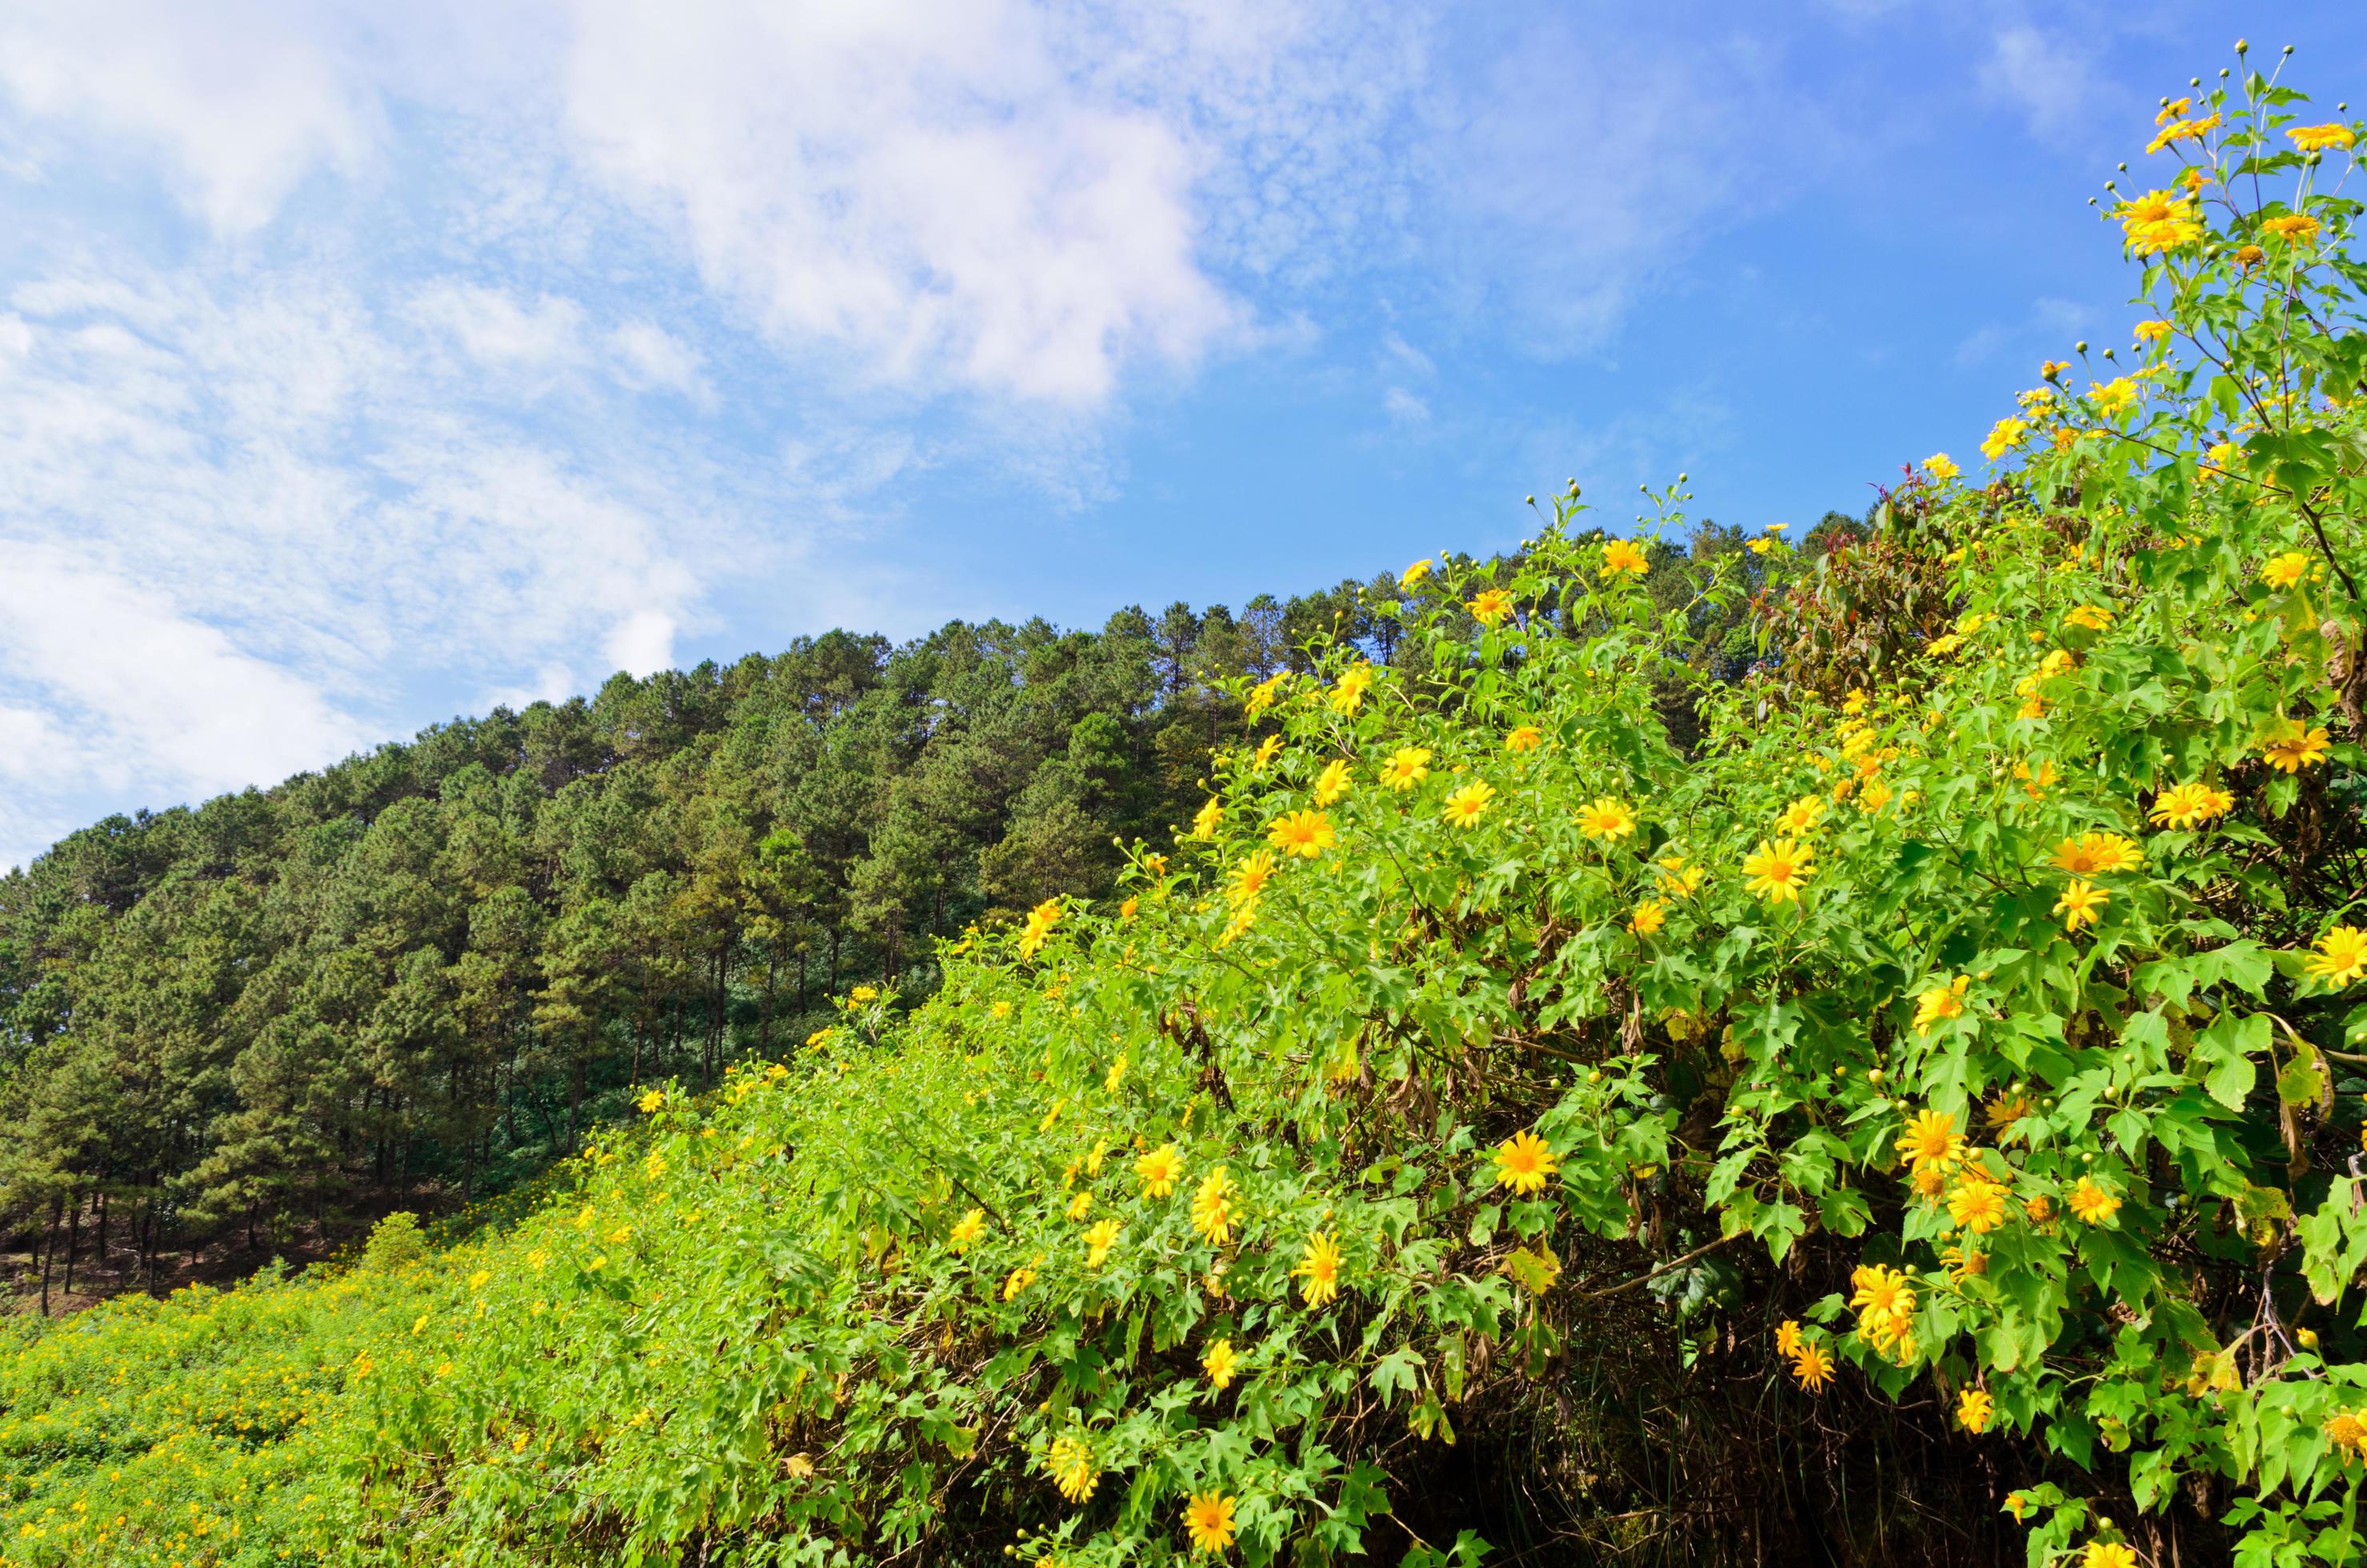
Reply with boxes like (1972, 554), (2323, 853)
(38, 1199), (59, 1316)
(62, 1192), (79, 1296)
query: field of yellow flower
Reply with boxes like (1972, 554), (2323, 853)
(4, 46), (2367, 1568)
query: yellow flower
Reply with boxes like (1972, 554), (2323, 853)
(1857, 778), (1893, 814)
(1066, 1190), (1094, 1222)
(1251, 734), (1282, 770)
(1267, 809), (1335, 859)
(1850, 1264), (1917, 1352)
(2148, 781), (2230, 830)
(2053, 878), (2107, 933)
(2065, 603), (2113, 631)
(1442, 780), (1495, 828)
(1329, 663), (1374, 715)
(1492, 1130), (1558, 1195)
(1003, 1264), (1037, 1301)
(1084, 1218), (1121, 1268)
(1120, 896), (1139, 920)
(1229, 850), (1276, 906)
(1046, 1434), (1098, 1502)
(2289, 123), (2358, 152)
(1313, 758), (1353, 806)
(1136, 1143), (1184, 1198)
(1379, 746), (1433, 791)
(1018, 898), (1064, 958)
(1243, 673), (1285, 718)
(2262, 550), (2312, 588)
(1628, 899), (1666, 936)
(1912, 975), (1969, 1037)
(2145, 110), (2219, 155)
(1578, 797), (1637, 841)
(1190, 1166), (1237, 1246)
(1775, 1319), (1803, 1358)
(1896, 1109), (1963, 1172)
(1789, 1342), (1834, 1393)
(2115, 187), (2204, 254)
(1184, 1492), (1237, 1555)
(2235, 243), (2265, 269)
(1401, 558), (1433, 588)
(1948, 1178), (2009, 1235)
(1600, 539), (1650, 579)
(1468, 588), (1514, 627)
(2083, 1542), (2139, 1568)
(1296, 1230), (1344, 1308)
(2261, 721), (2332, 773)
(2262, 212), (2321, 246)
(2305, 926), (2367, 989)
(1957, 1389), (1994, 1434)
(2068, 1177), (2121, 1225)
(1775, 794), (1826, 835)
(1981, 418), (2029, 460)
(2051, 832), (2141, 875)
(1741, 838), (1814, 903)
(2327, 1411), (2367, 1454)
(2089, 377), (2138, 417)
(1202, 1337), (1239, 1390)
(1504, 724), (1542, 753)
(636, 1089), (665, 1114)
(2133, 319), (2172, 345)
(1925, 452), (1958, 482)
(1192, 798), (1224, 840)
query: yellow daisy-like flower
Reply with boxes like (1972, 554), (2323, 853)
(1600, 539), (1650, 579)
(1442, 780), (1495, 829)
(2133, 319), (2172, 345)
(2262, 212), (2321, 246)
(1329, 663), (1374, 715)
(1468, 588), (1514, 627)
(2148, 781), (2230, 830)
(1229, 850), (1276, 906)
(2050, 833), (2141, 875)
(1850, 1264), (1917, 1349)
(1628, 899), (1666, 936)
(2068, 1177), (2121, 1225)
(1775, 794), (1826, 835)
(1066, 1190), (1094, 1222)
(1401, 558), (1433, 588)
(2083, 1542), (2139, 1568)
(2115, 187), (2204, 254)
(2089, 377), (2138, 417)
(1895, 1109), (1963, 1172)
(2262, 551), (2312, 588)
(1267, 810), (1335, 860)
(1313, 758), (1353, 806)
(1003, 1264), (1037, 1301)
(1191, 798), (1224, 839)
(1135, 1142), (1185, 1198)
(2065, 603), (2113, 630)
(1084, 1218), (1121, 1268)
(1019, 898), (1064, 958)
(1202, 1337), (1239, 1390)
(1295, 1230), (1344, 1308)
(1504, 724), (1542, 753)
(1981, 417), (2029, 460)
(1184, 1492), (1237, 1555)
(2290, 123), (2358, 152)
(1924, 452), (1958, 482)
(1957, 1389), (1994, 1434)
(950, 1209), (986, 1250)
(2327, 1411), (2367, 1454)
(1775, 1319), (1804, 1358)
(2053, 878), (2107, 933)
(1948, 1178), (2009, 1235)
(1190, 1166), (1237, 1246)
(2305, 926), (2367, 990)
(2145, 110), (2219, 155)
(2261, 721), (2332, 774)
(1789, 1342), (1834, 1393)
(1741, 838), (1814, 903)
(1379, 746), (1433, 791)
(1492, 1129), (1558, 1195)
(1250, 734), (1282, 770)
(1243, 672), (1285, 718)
(1046, 1434), (1098, 1502)
(1578, 797), (1637, 841)
(637, 1089), (665, 1114)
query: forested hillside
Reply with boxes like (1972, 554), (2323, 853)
(0, 534), (1814, 1308)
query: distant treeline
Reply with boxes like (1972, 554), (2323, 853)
(0, 515), (1852, 1302)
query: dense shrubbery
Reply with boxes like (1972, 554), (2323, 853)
(5, 47), (2367, 1568)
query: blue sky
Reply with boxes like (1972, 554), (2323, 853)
(0, 0), (2361, 870)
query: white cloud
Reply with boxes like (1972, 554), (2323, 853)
(1383, 386), (1430, 425)
(607, 320), (709, 402)
(413, 282), (588, 372)
(605, 609), (677, 677)
(1979, 25), (2097, 138)
(0, 0), (379, 234)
